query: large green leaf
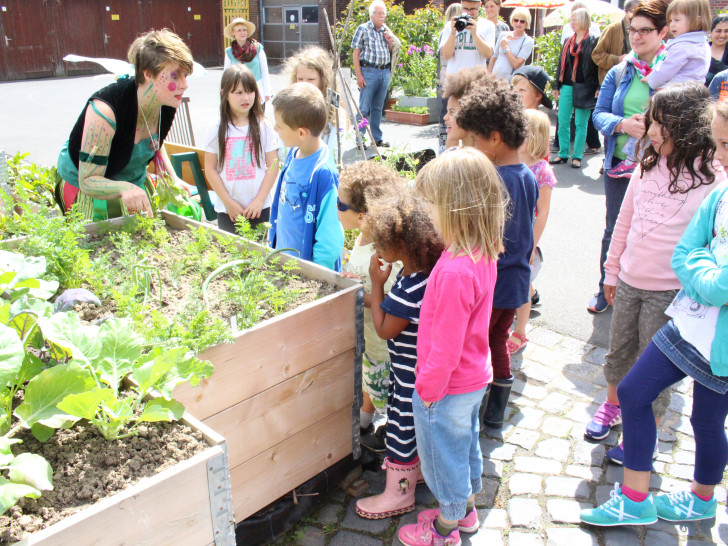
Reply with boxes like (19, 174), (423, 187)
(139, 397), (185, 423)
(8, 453), (53, 491)
(0, 324), (24, 388)
(12, 353), (44, 390)
(134, 347), (213, 397)
(14, 362), (95, 429)
(0, 251), (47, 281)
(95, 319), (142, 389)
(30, 423), (55, 443)
(57, 387), (115, 421)
(37, 313), (88, 363)
(0, 302), (10, 325)
(7, 311), (39, 344)
(13, 278), (59, 301)
(0, 480), (41, 515)
(10, 295), (53, 319)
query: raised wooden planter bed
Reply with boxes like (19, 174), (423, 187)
(160, 212), (364, 524)
(18, 415), (234, 545)
(385, 109), (430, 126)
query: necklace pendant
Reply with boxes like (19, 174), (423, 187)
(149, 137), (160, 152)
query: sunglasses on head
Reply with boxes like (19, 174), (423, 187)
(337, 198), (355, 212)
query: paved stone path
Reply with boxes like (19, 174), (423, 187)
(284, 326), (728, 545)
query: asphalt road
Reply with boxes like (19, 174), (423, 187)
(0, 66), (613, 348)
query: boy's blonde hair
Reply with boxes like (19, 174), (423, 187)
(415, 148), (506, 262)
(666, 0), (711, 32)
(510, 8), (532, 28)
(523, 109), (550, 160)
(339, 161), (403, 213)
(272, 82), (328, 136)
(128, 29), (193, 86)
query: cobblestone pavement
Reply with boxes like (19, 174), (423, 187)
(284, 326), (728, 545)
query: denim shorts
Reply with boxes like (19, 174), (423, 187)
(653, 320), (728, 394)
(412, 387), (486, 521)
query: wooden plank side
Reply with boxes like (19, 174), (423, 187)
(231, 407), (352, 522)
(205, 350), (354, 469)
(22, 446), (221, 546)
(174, 289), (357, 420)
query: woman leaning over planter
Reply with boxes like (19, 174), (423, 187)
(488, 8), (534, 83)
(550, 7), (599, 170)
(56, 29), (193, 221)
(587, 0), (668, 315)
(223, 17), (271, 105)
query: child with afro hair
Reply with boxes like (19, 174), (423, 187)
(355, 188), (445, 520)
(456, 76), (539, 429)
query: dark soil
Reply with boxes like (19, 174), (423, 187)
(0, 421), (208, 543)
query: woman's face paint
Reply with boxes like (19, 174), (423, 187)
(149, 64), (188, 107)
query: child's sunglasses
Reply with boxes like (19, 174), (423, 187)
(337, 198), (354, 212)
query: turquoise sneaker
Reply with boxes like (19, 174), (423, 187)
(580, 483), (657, 526)
(654, 490), (717, 522)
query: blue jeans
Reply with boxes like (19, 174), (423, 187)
(619, 326), (728, 484)
(359, 67), (390, 142)
(413, 387), (485, 521)
(597, 159), (629, 294)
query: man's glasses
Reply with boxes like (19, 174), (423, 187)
(627, 27), (657, 36)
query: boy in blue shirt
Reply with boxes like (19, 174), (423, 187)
(269, 82), (344, 271)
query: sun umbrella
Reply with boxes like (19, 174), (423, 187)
(543, 0), (624, 27)
(502, 0), (567, 8)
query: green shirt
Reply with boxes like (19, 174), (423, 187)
(615, 76), (650, 160)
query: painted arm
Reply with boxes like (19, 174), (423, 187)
(77, 99), (152, 216)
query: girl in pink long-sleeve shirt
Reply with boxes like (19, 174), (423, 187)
(585, 84), (725, 464)
(396, 148), (506, 546)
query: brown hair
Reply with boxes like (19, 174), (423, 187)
(128, 29), (193, 86)
(666, 0), (711, 33)
(217, 64), (265, 170)
(339, 161), (404, 213)
(631, 0), (669, 31)
(443, 66), (489, 100)
(364, 189), (445, 274)
(271, 82), (328, 136)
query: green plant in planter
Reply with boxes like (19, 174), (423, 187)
(6, 153), (58, 211)
(391, 105), (429, 114)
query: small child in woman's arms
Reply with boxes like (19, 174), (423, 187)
(644, 0), (711, 89)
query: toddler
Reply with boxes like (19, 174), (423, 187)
(354, 188), (445, 520)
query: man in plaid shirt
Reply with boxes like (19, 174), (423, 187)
(352, 0), (398, 147)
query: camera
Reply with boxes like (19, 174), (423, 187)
(454, 14), (473, 32)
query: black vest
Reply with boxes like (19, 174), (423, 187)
(66, 77), (176, 178)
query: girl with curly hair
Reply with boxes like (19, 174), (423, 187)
(397, 148), (506, 545)
(355, 189), (444, 520)
(583, 84), (726, 465)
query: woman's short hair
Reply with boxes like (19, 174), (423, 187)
(444, 3), (463, 21)
(666, 0), (710, 33)
(128, 29), (193, 85)
(510, 8), (532, 28)
(571, 8), (591, 32)
(631, 0), (669, 31)
(369, 0), (386, 16)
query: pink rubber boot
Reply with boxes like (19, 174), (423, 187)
(355, 458), (419, 519)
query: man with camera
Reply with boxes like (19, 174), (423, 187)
(438, 0), (495, 77)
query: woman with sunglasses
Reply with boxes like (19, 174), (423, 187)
(587, 0), (669, 315)
(488, 8), (534, 82)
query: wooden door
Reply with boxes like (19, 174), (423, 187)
(59, 0), (106, 76)
(101, 0), (143, 61)
(182, 0), (221, 66)
(0, 0), (56, 80)
(142, 0), (182, 35)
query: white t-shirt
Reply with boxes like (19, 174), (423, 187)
(666, 191), (728, 359)
(203, 119), (280, 213)
(491, 33), (534, 82)
(438, 18), (496, 76)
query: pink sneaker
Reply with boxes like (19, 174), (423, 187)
(416, 508), (479, 533)
(585, 401), (621, 440)
(398, 520), (462, 546)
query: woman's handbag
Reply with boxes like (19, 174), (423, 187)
(572, 82), (597, 109)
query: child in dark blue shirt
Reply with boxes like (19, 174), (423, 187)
(457, 74), (538, 429)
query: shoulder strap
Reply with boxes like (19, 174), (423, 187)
(615, 61), (629, 87)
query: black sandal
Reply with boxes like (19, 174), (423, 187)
(571, 158), (582, 169)
(549, 157), (568, 165)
